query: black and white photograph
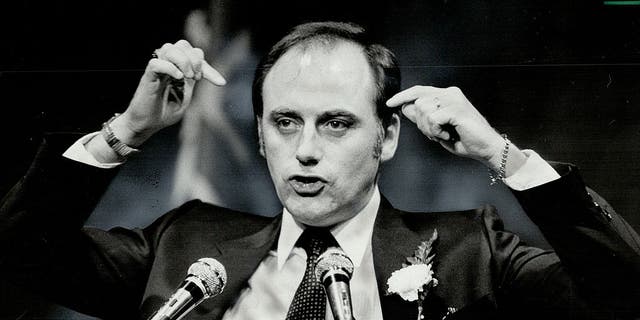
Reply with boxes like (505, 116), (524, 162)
(1, 0), (639, 319)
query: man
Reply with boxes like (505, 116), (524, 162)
(1, 21), (639, 320)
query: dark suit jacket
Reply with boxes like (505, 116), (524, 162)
(2, 133), (640, 320)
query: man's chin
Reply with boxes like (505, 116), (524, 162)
(284, 200), (339, 227)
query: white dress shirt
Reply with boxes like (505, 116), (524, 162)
(62, 134), (561, 319)
(222, 187), (383, 320)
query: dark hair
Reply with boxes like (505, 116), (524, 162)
(251, 21), (401, 128)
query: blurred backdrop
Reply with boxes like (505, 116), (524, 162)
(1, 0), (639, 318)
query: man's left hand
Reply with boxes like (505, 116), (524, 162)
(386, 85), (526, 175)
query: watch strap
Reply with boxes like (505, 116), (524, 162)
(100, 113), (140, 160)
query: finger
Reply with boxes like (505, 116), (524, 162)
(180, 47), (203, 81)
(414, 96), (440, 115)
(202, 62), (227, 86)
(402, 96), (440, 137)
(401, 103), (417, 123)
(426, 110), (455, 141)
(161, 45), (195, 79)
(386, 85), (440, 107)
(158, 41), (224, 85)
(147, 58), (184, 80)
(175, 40), (203, 80)
(189, 48), (205, 81)
(404, 103), (443, 141)
(413, 102), (437, 138)
(174, 39), (193, 50)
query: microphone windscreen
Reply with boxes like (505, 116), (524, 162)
(315, 247), (354, 282)
(188, 258), (227, 297)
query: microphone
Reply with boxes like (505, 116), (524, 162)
(315, 247), (355, 320)
(149, 258), (227, 320)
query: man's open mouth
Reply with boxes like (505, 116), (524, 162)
(289, 175), (327, 196)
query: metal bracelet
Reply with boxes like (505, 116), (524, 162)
(489, 134), (509, 185)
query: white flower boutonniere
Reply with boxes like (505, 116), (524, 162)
(386, 229), (438, 320)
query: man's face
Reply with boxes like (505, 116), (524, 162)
(259, 41), (399, 227)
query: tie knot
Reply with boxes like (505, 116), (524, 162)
(296, 227), (335, 258)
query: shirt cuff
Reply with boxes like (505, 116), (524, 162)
(62, 132), (124, 169)
(503, 149), (561, 191)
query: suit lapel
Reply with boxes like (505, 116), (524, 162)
(372, 197), (423, 320)
(372, 197), (447, 320)
(200, 215), (282, 319)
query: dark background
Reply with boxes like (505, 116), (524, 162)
(1, 0), (639, 318)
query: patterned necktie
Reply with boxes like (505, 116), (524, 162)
(286, 227), (335, 320)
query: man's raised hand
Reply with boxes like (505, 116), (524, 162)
(110, 40), (226, 148)
(386, 85), (526, 175)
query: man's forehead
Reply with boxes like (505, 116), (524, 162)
(261, 40), (377, 115)
(265, 40), (372, 87)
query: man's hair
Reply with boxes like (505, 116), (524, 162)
(251, 21), (401, 128)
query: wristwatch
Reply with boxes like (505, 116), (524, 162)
(100, 113), (140, 160)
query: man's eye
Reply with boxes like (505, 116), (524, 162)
(276, 118), (299, 132)
(278, 119), (292, 127)
(325, 120), (349, 131)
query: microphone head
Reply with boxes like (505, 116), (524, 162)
(315, 247), (354, 282)
(187, 258), (227, 297)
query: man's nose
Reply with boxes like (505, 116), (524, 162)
(295, 126), (322, 166)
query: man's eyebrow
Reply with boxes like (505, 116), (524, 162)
(318, 110), (358, 122)
(269, 108), (300, 119)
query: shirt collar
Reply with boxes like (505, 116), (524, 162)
(276, 186), (381, 270)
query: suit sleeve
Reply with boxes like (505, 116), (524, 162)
(0, 133), (179, 319)
(485, 162), (640, 318)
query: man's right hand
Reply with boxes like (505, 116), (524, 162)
(111, 40), (227, 148)
(86, 40), (226, 163)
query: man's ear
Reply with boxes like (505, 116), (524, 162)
(380, 113), (401, 162)
(257, 116), (265, 158)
